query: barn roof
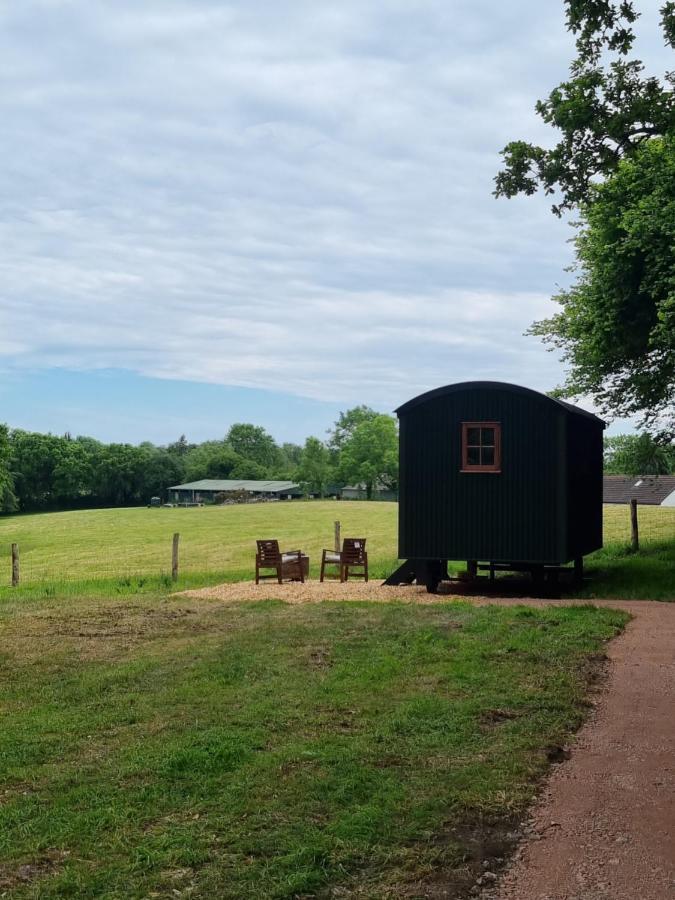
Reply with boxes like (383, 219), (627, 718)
(603, 475), (675, 506)
(395, 381), (604, 423)
(169, 479), (301, 493)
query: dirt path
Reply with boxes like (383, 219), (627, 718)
(480, 599), (675, 900)
(183, 583), (674, 898)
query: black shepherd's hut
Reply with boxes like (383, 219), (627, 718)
(386, 381), (604, 592)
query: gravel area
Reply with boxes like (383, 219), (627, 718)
(180, 579), (443, 604)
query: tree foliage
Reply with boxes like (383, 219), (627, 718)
(530, 135), (675, 434)
(496, 1), (675, 436)
(495, 1), (675, 215)
(183, 441), (242, 482)
(0, 424), (17, 512)
(604, 433), (675, 474)
(226, 424), (281, 470)
(338, 415), (398, 500)
(328, 406), (379, 451)
(0, 407), (402, 513)
(296, 437), (332, 497)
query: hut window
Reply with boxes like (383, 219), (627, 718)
(461, 422), (501, 472)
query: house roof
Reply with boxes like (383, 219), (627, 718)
(169, 479), (301, 493)
(603, 475), (675, 506)
(396, 381), (605, 424)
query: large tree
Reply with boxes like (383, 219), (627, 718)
(338, 415), (398, 500)
(496, 1), (675, 437)
(530, 136), (675, 433)
(495, 2), (675, 216)
(328, 406), (379, 452)
(296, 437), (332, 497)
(183, 441), (241, 482)
(225, 424), (281, 470)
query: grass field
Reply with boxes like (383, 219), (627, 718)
(0, 592), (627, 898)
(0, 500), (672, 600)
(0, 502), (656, 895)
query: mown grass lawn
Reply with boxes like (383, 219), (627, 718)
(0, 593), (627, 898)
(0, 500), (672, 601)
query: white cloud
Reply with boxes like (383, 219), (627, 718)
(0, 1), (667, 411)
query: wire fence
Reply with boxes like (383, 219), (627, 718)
(1, 538), (239, 588)
(602, 502), (675, 547)
(1, 503), (673, 589)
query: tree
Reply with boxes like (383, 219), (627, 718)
(495, 1), (675, 216)
(338, 415), (398, 500)
(137, 444), (185, 501)
(529, 135), (675, 435)
(94, 444), (149, 507)
(280, 442), (303, 472)
(183, 441), (241, 481)
(9, 430), (63, 509)
(495, 2), (675, 437)
(225, 424), (281, 470)
(166, 434), (195, 457)
(328, 406), (379, 451)
(604, 433), (675, 475)
(229, 458), (268, 480)
(52, 437), (98, 502)
(296, 437), (332, 496)
(0, 425), (16, 512)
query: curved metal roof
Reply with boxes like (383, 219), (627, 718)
(395, 381), (605, 423)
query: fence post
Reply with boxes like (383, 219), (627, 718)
(334, 520), (341, 552)
(11, 543), (19, 587)
(172, 533), (180, 581)
(630, 498), (639, 551)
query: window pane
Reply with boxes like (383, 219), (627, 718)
(467, 427), (481, 445)
(466, 446), (480, 466)
(481, 446), (495, 466)
(480, 427), (495, 446)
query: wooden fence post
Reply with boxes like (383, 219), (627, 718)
(334, 520), (341, 552)
(630, 498), (639, 551)
(11, 543), (19, 587)
(172, 533), (180, 581)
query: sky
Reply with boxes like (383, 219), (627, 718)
(0, 1), (670, 445)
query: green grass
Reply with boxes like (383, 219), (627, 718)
(0, 500), (672, 601)
(0, 593), (628, 898)
(0, 501), (398, 584)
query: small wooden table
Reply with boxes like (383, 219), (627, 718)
(281, 555), (309, 580)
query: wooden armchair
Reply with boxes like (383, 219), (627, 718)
(255, 540), (306, 584)
(320, 538), (368, 583)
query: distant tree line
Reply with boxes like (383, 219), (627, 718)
(604, 434), (675, 477)
(0, 408), (399, 513)
(0, 413), (671, 514)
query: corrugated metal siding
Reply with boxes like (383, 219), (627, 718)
(398, 387), (567, 563)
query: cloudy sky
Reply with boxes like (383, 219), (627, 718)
(0, 1), (669, 444)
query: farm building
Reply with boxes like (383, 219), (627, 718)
(341, 483), (398, 501)
(169, 479), (302, 503)
(603, 475), (675, 506)
(386, 381), (605, 592)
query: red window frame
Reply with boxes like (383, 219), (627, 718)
(461, 422), (501, 473)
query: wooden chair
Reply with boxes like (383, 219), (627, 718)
(255, 540), (305, 584)
(320, 538), (368, 583)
